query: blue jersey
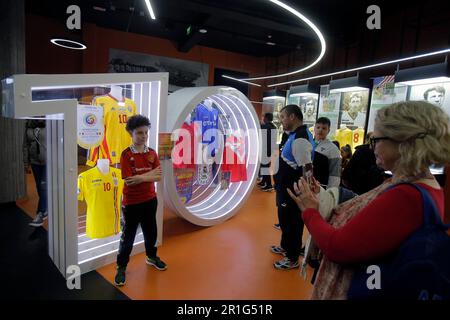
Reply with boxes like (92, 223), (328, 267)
(281, 128), (315, 169)
(193, 103), (219, 157)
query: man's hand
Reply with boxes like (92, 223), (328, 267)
(147, 166), (162, 182)
(125, 166), (163, 185)
(124, 175), (145, 186)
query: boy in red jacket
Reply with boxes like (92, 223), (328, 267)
(115, 115), (166, 286)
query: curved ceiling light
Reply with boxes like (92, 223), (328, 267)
(268, 47), (450, 87)
(50, 38), (87, 50)
(222, 0), (326, 84)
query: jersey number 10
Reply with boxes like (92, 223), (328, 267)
(103, 182), (111, 191)
(119, 114), (128, 124)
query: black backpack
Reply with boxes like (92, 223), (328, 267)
(347, 183), (450, 300)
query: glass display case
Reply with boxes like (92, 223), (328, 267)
(1, 73), (168, 275)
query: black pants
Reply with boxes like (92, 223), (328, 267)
(276, 192), (304, 261)
(117, 198), (158, 268)
(260, 162), (272, 187)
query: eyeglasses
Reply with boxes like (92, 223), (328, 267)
(369, 136), (394, 149)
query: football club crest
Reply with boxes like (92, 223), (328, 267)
(197, 164), (211, 185)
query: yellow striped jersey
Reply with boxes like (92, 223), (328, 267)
(87, 94), (136, 166)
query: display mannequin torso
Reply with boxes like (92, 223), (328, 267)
(97, 159), (110, 174)
(203, 99), (214, 111)
(109, 85), (124, 102)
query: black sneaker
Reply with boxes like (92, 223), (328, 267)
(273, 223), (281, 230)
(270, 245), (286, 256)
(114, 266), (126, 286)
(29, 213), (45, 227)
(146, 256), (167, 271)
(261, 185), (274, 192)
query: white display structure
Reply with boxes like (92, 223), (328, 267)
(164, 87), (261, 226)
(1, 73), (168, 276)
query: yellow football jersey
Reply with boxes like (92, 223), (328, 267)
(335, 127), (353, 150)
(87, 95), (136, 166)
(77, 167), (124, 239)
(352, 128), (365, 152)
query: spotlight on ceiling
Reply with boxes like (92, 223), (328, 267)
(50, 38), (87, 50)
(199, 28), (208, 34)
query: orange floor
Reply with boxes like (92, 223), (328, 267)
(18, 173), (314, 299)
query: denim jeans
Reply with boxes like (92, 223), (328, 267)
(31, 164), (47, 214)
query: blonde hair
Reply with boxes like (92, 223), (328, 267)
(375, 101), (450, 177)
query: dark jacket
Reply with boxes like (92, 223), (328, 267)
(23, 120), (46, 166)
(274, 125), (314, 206)
(261, 121), (277, 158)
(341, 144), (384, 195)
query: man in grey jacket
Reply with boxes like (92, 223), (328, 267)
(312, 117), (341, 188)
(23, 120), (47, 227)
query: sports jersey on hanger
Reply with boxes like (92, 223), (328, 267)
(221, 134), (247, 182)
(77, 167), (124, 239)
(335, 127), (353, 150)
(87, 94), (137, 166)
(352, 128), (366, 152)
(173, 122), (196, 169)
(192, 103), (219, 158)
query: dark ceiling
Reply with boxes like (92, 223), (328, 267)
(26, 0), (447, 58)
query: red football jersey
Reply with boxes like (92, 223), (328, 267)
(221, 135), (247, 182)
(173, 122), (196, 169)
(120, 145), (160, 205)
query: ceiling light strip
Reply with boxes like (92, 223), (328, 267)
(269, 48), (450, 87)
(144, 0), (156, 20)
(222, 75), (262, 87)
(223, 0), (326, 82)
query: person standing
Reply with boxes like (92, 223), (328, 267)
(340, 144), (352, 171)
(115, 115), (167, 286)
(271, 105), (314, 270)
(23, 120), (48, 227)
(288, 100), (450, 299)
(312, 117), (341, 188)
(259, 113), (277, 192)
(342, 132), (384, 195)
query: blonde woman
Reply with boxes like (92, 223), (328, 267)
(288, 101), (450, 299)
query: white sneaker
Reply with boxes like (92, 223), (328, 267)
(29, 213), (45, 227)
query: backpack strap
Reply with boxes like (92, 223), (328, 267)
(385, 182), (449, 230)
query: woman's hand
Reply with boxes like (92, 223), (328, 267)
(287, 177), (320, 211)
(309, 176), (321, 194)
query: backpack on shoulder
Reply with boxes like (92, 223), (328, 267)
(347, 183), (450, 300)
